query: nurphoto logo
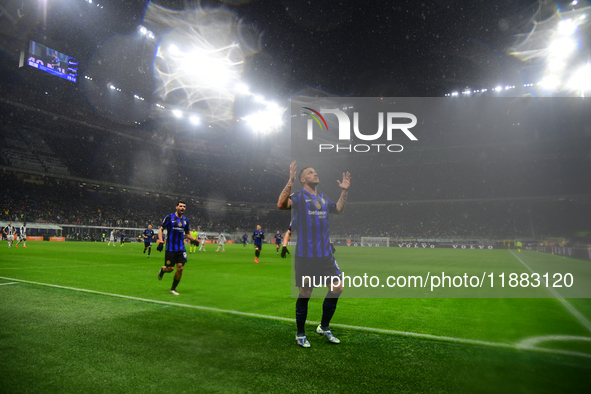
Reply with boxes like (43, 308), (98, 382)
(302, 106), (418, 153)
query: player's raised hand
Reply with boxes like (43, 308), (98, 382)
(337, 171), (351, 190)
(289, 161), (297, 184)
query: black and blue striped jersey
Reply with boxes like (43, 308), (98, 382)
(161, 214), (190, 252)
(143, 229), (154, 243)
(253, 230), (264, 246)
(290, 190), (337, 258)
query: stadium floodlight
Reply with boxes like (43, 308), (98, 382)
(109, 85), (116, 90)
(253, 94), (266, 104)
(539, 75), (561, 90)
(567, 64), (591, 92)
(243, 103), (285, 133)
(189, 115), (200, 125)
(557, 19), (577, 36)
(548, 37), (576, 59)
(172, 109), (183, 118)
(150, 6), (250, 128)
(235, 83), (250, 95)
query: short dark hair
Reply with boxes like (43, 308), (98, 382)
(298, 167), (311, 185)
(177, 200), (186, 206)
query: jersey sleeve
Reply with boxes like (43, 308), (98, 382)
(325, 194), (338, 214)
(184, 218), (190, 233)
(290, 191), (301, 207)
(161, 215), (170, 229)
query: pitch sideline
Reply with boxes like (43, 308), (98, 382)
(1, 275), (590, 359)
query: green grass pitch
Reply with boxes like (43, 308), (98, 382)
(1, 241), (591, 393)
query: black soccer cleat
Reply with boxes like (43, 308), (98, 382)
(158, 267), (164, 281)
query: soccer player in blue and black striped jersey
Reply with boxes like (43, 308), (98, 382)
(274, 231), (282, 254)
(156, 201), (200, 295)
(252, 225), (264, 263)
(142, 225), (154, 258)
(278, 161), (351, 348)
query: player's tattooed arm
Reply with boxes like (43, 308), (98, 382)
(278, 160), (297, 210)
(336, 171), (351, 214)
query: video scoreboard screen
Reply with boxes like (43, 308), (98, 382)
(26, 41), (78, 83)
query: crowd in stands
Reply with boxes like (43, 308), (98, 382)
(1, 103), (590, 242)
(2, 172), (589, 241)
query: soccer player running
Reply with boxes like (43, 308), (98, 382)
(3, 222), (15, 248)
(15, 222), (27, 248)
(120, 229), (125, 247)
(253, 225), (264, 263)
(190, 228), (198, 254)
(142, 224), (154, 258)
(198, 231), (207, 252)
(156, 201), (199, 295)
(242, 233), (248, 249)
(274, 230), (282, 255)
(216, 231), (226, 252)
(278, 161), (351, 348)
(108, 229), (116, 246)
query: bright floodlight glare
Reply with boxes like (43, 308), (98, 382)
(172, 109), (183, 118)
(109, 85), (116, 90)
(235, 83), (250, 95)
(494, 86), (503, 91)
(139, 26), (148, 35)
(557, 19), (577, 36)
(190, 115), (200, 125)
(548, 38), (576, 59)
(567, 64), (591, 92)
(244, 103), (285, 133)
(147, 4), (259, 127)
(539, 75), (561, 90)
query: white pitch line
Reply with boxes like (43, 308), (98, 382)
(510, 250), (591, 334)
(1, 275), (590, 359)
(0, 282), (17, 286)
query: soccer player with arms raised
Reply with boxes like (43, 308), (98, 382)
(278, 161), (351, 348)
(156, 201), (199, 295)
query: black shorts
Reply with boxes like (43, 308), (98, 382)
(255, 243), (263, 250)
(144, 241), (152, 247)
(164, 250), (187, 267)
(295, 256), (341, 288)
